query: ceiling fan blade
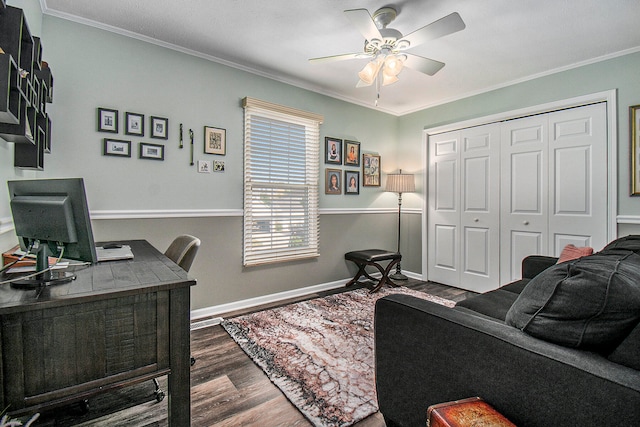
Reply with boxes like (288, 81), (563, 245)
(344, 9), (382, 42)
(398, 12), (465, 49)
(356, 79), (372, 88)
(309, 53), (363, 63)
(403, 54), (446, 76)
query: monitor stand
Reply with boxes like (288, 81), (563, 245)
(10, 244), (76, 289)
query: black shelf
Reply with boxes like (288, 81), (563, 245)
(0, 5), (54, 169)
(0, 54), (20, 124)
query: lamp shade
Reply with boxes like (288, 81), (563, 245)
(385, 172), (415, 193)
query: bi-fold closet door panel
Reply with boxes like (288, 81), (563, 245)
(500, 103), (608, 282)
(428, 123), (500, 292)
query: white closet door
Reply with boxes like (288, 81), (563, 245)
(500, 115), (549, 282)
(428, 131), (460, 286)
(460, 124), (500, 291)
(428, 124), (500, 291)
(548, 103), (608, 254)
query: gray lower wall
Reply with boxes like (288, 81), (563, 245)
(90, 212), (421, 310)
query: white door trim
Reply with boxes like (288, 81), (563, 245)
(421, 89), (618, 281)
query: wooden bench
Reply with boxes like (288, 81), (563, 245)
(344, 249), (402, 293)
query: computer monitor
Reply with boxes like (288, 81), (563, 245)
(7, 178), (97, 287)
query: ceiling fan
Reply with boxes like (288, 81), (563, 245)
(309, 7), (465, 88)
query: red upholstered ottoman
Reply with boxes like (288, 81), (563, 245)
(344, 249), (401, 293)
(427, 397), (515, 427)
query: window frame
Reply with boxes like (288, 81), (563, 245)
(242, 97), (323, 266)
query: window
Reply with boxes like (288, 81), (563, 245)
(242, 97), (323, 266)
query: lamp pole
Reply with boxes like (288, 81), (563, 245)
(389, 189), (407, 280)
(385, 169), (414, 281)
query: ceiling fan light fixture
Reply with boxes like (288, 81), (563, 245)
(358, 59), (382, 85)
(382, 72), (399, 86)
(384, 54), (404, 76)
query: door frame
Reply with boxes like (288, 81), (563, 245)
(421, 90), (618, 281)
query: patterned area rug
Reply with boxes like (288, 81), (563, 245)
(221, 286), (455, 427)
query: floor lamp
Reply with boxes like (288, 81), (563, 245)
(385, 169), (415, 280)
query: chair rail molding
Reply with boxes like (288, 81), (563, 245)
(617, 215), (640, 224)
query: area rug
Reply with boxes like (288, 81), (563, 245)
(221, 287), (455, 427)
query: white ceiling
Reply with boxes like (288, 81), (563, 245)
(41, 0), (640, 116)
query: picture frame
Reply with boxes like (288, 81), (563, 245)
(139, 142), (165, 160)
(631, 105), (640, 195)
(325, 168), (341, 194)
(125, 112), (144, 136)
(197, 160), (212, 173)
(103, 138), (131, 157)
(150, 116), (169, 139)
(204, 126), (226, 155)
(213, 160), (225, 172)
(362, 153), (381, 187)
(344, 140), (361, 167)
(344, 170), (360, 195)
(97, 107), (118, 133)
(325, 137), (342, 165)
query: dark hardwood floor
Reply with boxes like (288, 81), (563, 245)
(36, 280), (473, 426)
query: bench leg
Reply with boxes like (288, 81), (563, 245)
(369, 259), (401, 293)
(345, 259), (402, 293)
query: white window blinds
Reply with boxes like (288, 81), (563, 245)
(242, 97), (323, 266)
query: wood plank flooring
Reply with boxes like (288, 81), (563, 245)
(35, 280), (474, 426)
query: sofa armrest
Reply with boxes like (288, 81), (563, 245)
(375, 294), (640, 427)
(521, 255), (558, 279)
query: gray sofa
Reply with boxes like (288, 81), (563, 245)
(374, 235), (640, 426)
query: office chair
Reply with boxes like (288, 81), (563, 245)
(153, 234), (201, 402)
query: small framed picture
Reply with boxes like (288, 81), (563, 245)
(139, 142), (165, 160)
(204, 126), (226, 155)
(325, 137), (342, 165)
(345, 170), (360, 195)
(631, 105), (640, 195)
(344, 140), (361, 167)
(125, 112), (144, 136)
(213, 160), (225, 172)
(97, 108), (118, 133)
(150, 116), (169, 139)
(197, 160), (212, 173)
(103, 138), (131, 157)
(363, 153), (381, 187)
(325, 168), (341, 194)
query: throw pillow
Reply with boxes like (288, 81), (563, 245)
(557, 244), (593, 264)
(505, 251), (640, 353)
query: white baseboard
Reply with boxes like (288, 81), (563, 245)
(190, 269), (420, 326)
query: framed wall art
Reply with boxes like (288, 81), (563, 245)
(125, 112), (144, 136)
(150, 116), (169, 139)
(345, 170), (360, 195)
(103, 138), (131, 157)
(325, 137), (342, 165)
(139, 142), (165, 160)
(363, 153), (381, 187)
(325, 168), (341, 194)
(632, 105), (640, 195)
(344, 140), (360, 167)
(97, 107), (118, 133)
(204, 126), (226, 155)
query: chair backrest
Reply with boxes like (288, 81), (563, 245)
(164, 235), (201, 272)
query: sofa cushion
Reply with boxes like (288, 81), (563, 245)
(557, 244), (593, 263)
(601, 234), (640, 252)
(456, 289), (520, 321)
(501, 279), (530, 294)
(505, 251), (640, 353)
(608, 320), (640, 370)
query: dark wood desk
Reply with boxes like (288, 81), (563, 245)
(0, 240), (195, 426)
